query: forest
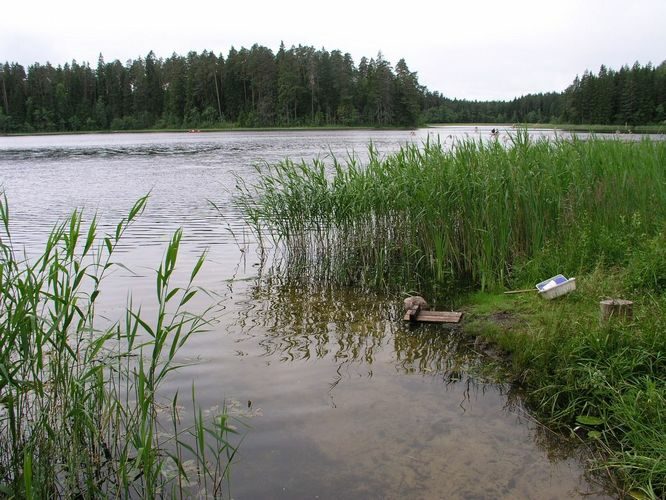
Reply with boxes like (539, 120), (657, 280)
(424, 61), (666, 126)
(1, 43), (665, 133)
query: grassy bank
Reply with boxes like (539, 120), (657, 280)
(0, 195), (238, 497)
(465, 265), (665, 498)
(237, 133), (666, 496)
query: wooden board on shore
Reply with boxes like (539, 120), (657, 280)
(403, 310), (463, 324)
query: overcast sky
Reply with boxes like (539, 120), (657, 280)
(2, 0), (665, 101)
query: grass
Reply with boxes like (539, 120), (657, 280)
(236, 131), (666, 497)
(0, 194), (240, 498)
(464, 269), (666, 498)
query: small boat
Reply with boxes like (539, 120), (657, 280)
(536, 274), (576, 300)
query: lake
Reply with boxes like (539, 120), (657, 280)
(0, 126), (617, 498)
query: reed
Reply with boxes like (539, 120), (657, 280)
(237, 132), (666, 298)
(0, 195), (239, 498)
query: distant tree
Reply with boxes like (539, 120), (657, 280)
(223, 47), (248, 123)
(144, 51), (163, 120)
(246, 44), (277, 126)
(276, 42), (301, 125)
(393, 59), (421, 127)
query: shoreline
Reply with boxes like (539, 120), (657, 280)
(3, 122), (665, 139)
(0, 125), (417, 138)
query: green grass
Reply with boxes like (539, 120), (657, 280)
(0, 194), (240, 498)
(237, 131), (666, 497)
(464, 269), (666, 499)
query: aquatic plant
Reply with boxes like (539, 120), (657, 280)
(0, 194), (239, 497)
(237, 132), (666, 298)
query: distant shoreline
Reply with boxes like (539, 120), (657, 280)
(522, 123), (666, 134)
(0, 126), (413, 138)
(1, 123), (664, 138)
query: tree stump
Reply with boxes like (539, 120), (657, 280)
(599, 299), (633, 322)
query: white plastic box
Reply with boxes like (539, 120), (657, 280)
(536, 274), (576, 300)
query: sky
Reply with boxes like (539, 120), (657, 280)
(2, 0), (665, 101)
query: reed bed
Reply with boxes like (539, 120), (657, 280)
(237, 131), (666, 297)
(0, 195), (239, 498)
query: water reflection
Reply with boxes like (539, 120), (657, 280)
(242, 275), (391, 363)
(221, 269), (613, 498)
(238, 271), (501, 383)
(224, 275), (612, 498)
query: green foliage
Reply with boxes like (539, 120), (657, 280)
(531, 297), (663, 496)
(238, 134), (666, 299)
(0, 195), (240, 497)
(464, 272), (666, 497)
(3, 52), (663, 132)
(239, 132), (666, 494)
(423, 60), (666, 126)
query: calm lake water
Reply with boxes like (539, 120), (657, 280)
(0, 126), (622, 498)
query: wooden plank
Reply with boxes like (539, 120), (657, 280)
(405, 307), (419, 322)
(403, 310), (463, 324)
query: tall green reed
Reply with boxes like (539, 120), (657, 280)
(237, 132), (666, 297)
(0, 194), (239, 498)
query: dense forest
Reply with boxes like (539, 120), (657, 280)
(0, 45), (423, 132)
(424, 61), (666, 125)
(1, 43), (665, 133)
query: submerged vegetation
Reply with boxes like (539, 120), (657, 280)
(238, 133), (666, 496)
(0, 195), (239, 497)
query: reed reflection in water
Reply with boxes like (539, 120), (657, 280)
(241, 273), (480, 375)
(210, 271), (609, 499)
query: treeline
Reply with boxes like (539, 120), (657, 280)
(0, 44), (423, 133)
(1, 46), (665, 133)
(424, 61), (666, 126)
